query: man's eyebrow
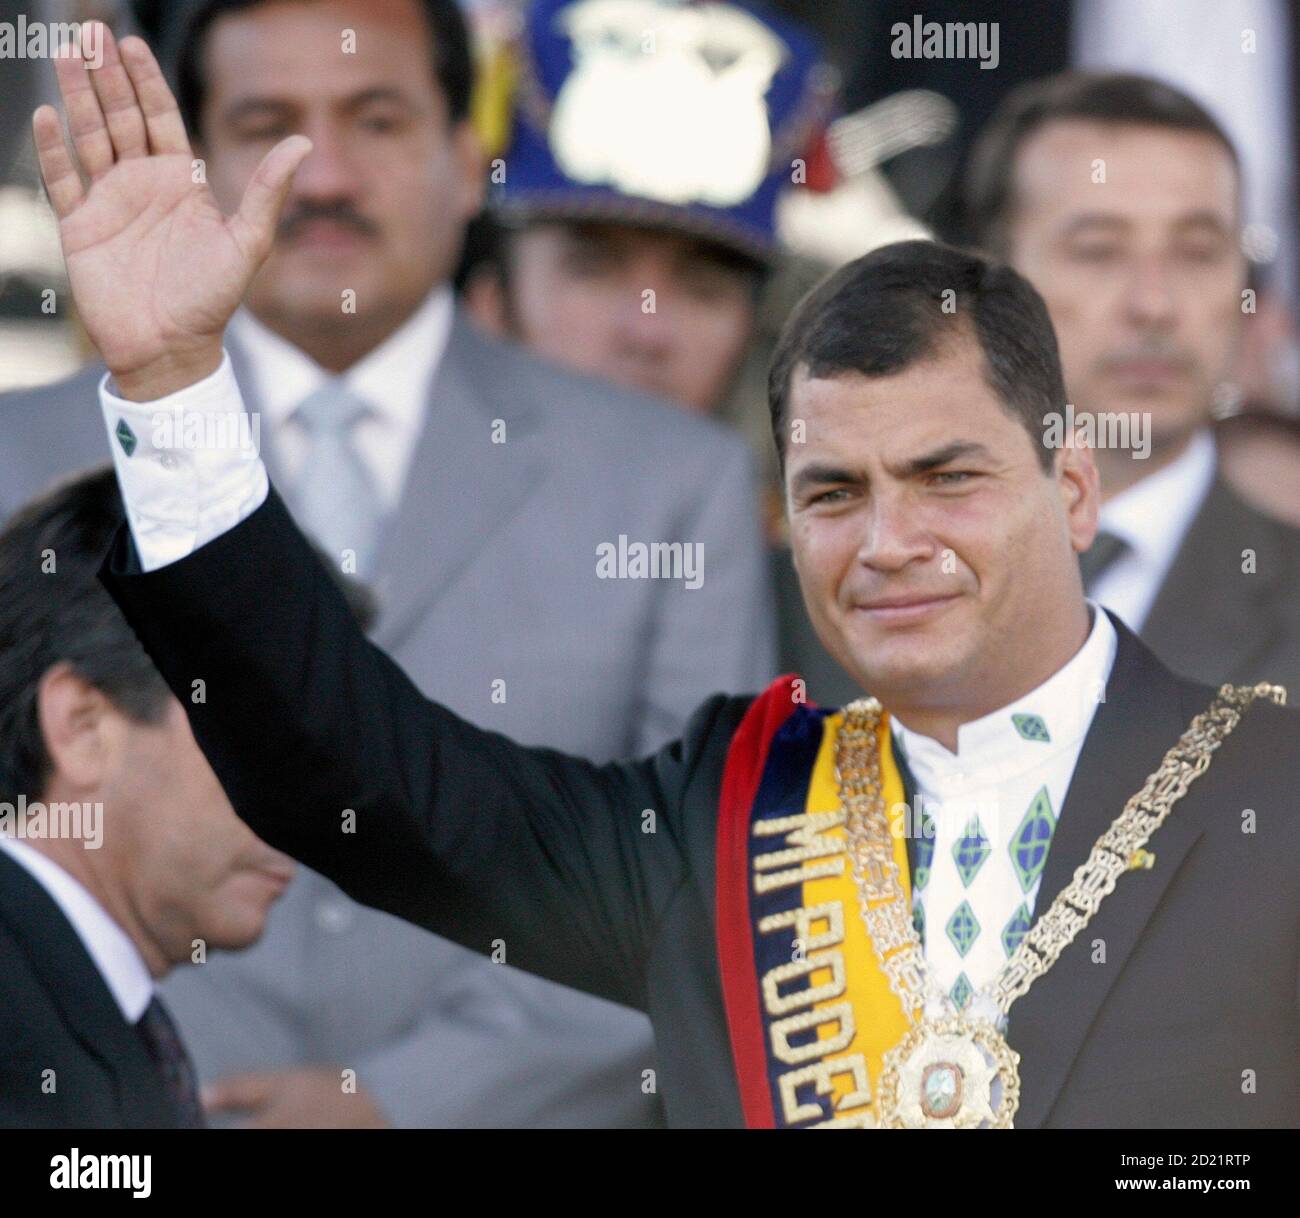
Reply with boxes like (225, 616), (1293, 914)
(789, 462), (863, 495)
(341, 86), (419, 112)
(790, 442), (996, 493)
(1170, 210), (1233, 234)
(890, 440), (995, 477)
(1058, 212), (1129, 239)
(221, 87), (416, 126)
(222, 96), (296, 125)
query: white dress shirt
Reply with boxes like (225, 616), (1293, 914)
(1088, 429), (1217, 632)
(227, 285), (453, 513)
(891, 603), (1118, 1023)
(0, 835), (153, 1022)
(99, 289), (455, 572)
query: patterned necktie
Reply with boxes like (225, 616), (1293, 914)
(136, 995), (206, 1128)
(1078, 529), (1129, 592)
(292, 380), (383, 578)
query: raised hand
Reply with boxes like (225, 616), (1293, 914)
(32, 23), (311, 400)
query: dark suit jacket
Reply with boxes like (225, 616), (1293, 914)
(0, 851), (180, 1128)
(1142, 476), (1300, 693)
(101, 489), (1300, 1128)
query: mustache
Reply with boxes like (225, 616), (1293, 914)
(277, 202), (379, 241)
(1099, 340), (1196, 371)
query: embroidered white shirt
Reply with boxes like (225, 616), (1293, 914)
(890, 604), (1118, 1022)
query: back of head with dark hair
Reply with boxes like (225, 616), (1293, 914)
(960, 71), (1240, 256)
(0, 469), (171, 807)
(0, 467), (377, 808)
(768, 239), (1066, 473)
(171, 0), (475, 140)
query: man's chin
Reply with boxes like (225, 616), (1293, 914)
(838, 621), (970, 700)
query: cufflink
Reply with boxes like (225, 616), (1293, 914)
(115, 418), (138, 457)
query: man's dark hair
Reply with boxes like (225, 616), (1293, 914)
(768, 239), (1066, 473)
(0, 469), (171, 807)
(171, 0), (475, 140)
(960, 71), (1240, 256)
(0, 467), (377, 807)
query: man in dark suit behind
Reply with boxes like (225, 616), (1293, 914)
(0, 469), (297, 1128)
(961, 71), (1300, 691)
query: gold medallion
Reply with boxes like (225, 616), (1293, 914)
(876, 1016), (1021, 1128)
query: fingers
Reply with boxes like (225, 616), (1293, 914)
(32, 105), (84, 218)
(118, 34), (193, 157)
(52, 34), (114, 181)
(229, 135), (313, 261)
(86, 25), (149, 161)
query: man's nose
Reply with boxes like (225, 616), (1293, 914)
(286, 123), (361, 200)
(612, 284), (675, 360)
(1123, 254), (1178, 329)
(855, 490), (933, 572)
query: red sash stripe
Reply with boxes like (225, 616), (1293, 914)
(715, 674), (805, 1129)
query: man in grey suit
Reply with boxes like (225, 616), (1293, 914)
(960, 71), (1300, 692)
(0, 0), (775, 1127)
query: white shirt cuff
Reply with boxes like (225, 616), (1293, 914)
(99, 351), (269, 572)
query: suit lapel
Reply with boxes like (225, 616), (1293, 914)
(1007, 613), (1205, 1126)
(1141, 477), (1287, 683)
(366, 313), (549, 649)
(0, 851), (176, 1125)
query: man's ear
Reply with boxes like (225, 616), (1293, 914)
(36, 663), (115, 794)
(462, 264), (511, 337)
(1057, 437), (1101, 556)
(452, 120), (487, 220)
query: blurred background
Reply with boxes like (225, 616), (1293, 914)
(1, 0), (1297, 508)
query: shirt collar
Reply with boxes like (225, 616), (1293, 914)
(227, 284), (455, 432)
(1099, 428), (1217, 569)
(890, 602), (1118, 784)
(0, 836), (153, 1023)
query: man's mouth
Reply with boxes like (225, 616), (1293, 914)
(855, 593), (960, 625)
(283, 219), (375, 250)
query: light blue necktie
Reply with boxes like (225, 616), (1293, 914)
(292, 380), (382, 578)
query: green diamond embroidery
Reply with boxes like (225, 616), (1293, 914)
(945, 900), (980, 958)
(1010, 786), (1056, 893)
(1012, 713), (1051, 742)
(952, 815), (991, 886)
(115, 418), (138, 457)
(912, 900), (925, 946)
(1001, 904), (1032, 957)
(912, 808), (934, 890)
(950, 972), (973, 1011)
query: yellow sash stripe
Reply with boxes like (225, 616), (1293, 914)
(803, 710), (914, 1115)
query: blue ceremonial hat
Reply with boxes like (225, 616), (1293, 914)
(492, 0), (838, 263)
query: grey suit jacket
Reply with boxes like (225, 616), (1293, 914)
(0, 308), (778, 1127)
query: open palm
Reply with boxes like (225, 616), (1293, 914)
(33, 26), (309, 388)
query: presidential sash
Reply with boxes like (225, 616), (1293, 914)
(715, 675), (912, 1128)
